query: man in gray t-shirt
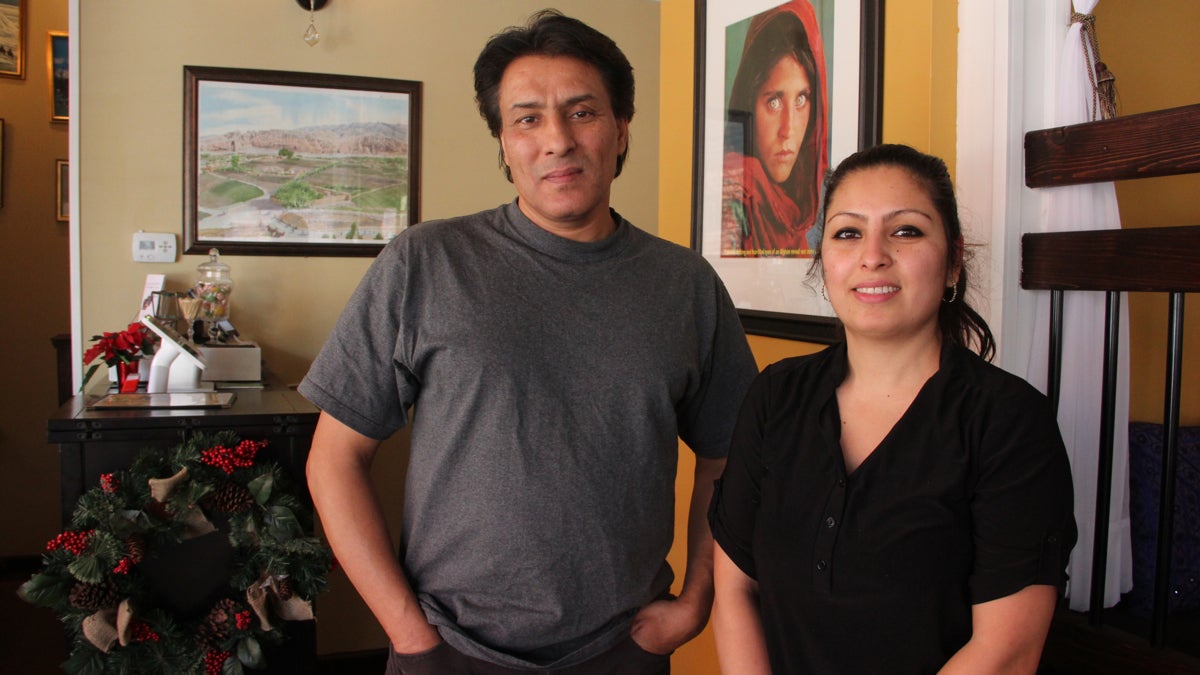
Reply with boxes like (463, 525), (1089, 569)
(299, 11), (757, 673)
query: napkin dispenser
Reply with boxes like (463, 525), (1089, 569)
(194, 342), (262, 382)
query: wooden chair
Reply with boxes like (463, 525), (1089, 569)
(1021, 103), (1200, 672)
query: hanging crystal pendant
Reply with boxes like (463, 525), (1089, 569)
(303, 22), (320, 46)
(303, 0), (320, 46)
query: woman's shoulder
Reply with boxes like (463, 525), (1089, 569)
(946, 345), (1046, 403)
(759, 343), (843, 386)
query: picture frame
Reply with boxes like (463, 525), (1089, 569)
(0, 0), (26, 80)
(183, 66), (422, 257)
(691, 0), (883, 342)
(56, 159), (68, 222)
(48, 31), (68, 122)
(1, 119), (5, 207)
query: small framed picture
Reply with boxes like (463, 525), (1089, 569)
(48, 31), (68, 122)
(56, 159), (68, 221)
(0, 0), (26, 80)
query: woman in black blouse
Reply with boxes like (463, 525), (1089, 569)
(709, 144), (1077, 674)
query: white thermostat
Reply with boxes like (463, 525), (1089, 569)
(132, 231), (177, 263)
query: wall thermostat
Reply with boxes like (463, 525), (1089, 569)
(132, 231), (177, 263)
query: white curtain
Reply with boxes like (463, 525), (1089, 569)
(1024, 0), (1133, 612)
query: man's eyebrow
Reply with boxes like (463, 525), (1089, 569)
(509, 93), (598, 110)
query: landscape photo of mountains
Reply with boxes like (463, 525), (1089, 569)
(192, 77), (415, 248)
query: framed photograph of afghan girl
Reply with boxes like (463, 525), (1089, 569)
(691, 0), (883, 342)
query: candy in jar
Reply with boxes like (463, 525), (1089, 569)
(194, 248), (233, 323)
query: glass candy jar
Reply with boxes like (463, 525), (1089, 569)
(194, 248), (233, 327)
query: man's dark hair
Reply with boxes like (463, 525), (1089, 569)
(473, 10), (635, 181)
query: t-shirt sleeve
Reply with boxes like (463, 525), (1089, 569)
(298, 240), (418, 440)
(676, 273), (758, 459)
(968, 385), (1078, 604)
(708, 368), (774, 579)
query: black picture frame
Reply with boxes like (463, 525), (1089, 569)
(691, 0), (883, 343)
(183, 66), (422, 257)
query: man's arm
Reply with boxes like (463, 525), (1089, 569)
(938, 584), (1058, 674)
(306, 411), (441, 653)
(630, 455), (726, 654)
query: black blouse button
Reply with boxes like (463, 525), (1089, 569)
(824, 516), (836, 529)
(816, 560), (827, 571)
(837, 478), (846, 487)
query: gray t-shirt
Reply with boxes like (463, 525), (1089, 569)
(300, 201), (756, 668)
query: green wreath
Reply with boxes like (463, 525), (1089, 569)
(19, 431), (333, 675)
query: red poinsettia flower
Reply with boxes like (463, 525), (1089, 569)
(81, 322), (158, 390)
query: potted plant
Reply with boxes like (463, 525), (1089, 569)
(82, 322), (157, 393)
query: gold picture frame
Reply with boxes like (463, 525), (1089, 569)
(48, 31), (68, 122)
(0, 0), (26, 79)
(56, 159), (68, 222)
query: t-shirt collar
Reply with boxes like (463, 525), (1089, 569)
(501, 199), (631, 262)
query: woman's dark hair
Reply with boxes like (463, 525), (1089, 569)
(810, 144), (997, 360)
(473, 10), (635, 181)
(726, 10), (823, 219)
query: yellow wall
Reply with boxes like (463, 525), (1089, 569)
(0, 0), (70, 559)
(658, 1), (956, 670)
(1094, 1), (1200, 425)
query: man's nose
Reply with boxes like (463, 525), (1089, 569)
(543, 116), (576, 154)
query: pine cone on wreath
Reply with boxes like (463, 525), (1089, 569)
(196, 598), (239, 650)
(69, 580), (121, 611)
(125, 533), (146, 564)
(203, 481), (255, 514)
(275, 576), (295, 601)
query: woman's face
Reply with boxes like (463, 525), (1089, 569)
(753, 54), (812, 184)
(820, 165), (960, 344)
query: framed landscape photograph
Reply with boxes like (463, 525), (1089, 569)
(0, 0), (25, 79)
(691, 0), (883, 342)
(56, 159), (68, 222)
(48, 31), (67, 122)
(183, 66), (422, 257)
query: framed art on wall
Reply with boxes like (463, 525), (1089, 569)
(691, 0), (883, 342)
(183, 66), (422, 257)
(0, 0), (25, 79)
(56, 159), (68, 222)
(48, 31), (68, 122)
(1, 119), (5, 207)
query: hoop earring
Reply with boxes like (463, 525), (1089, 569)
(943, 284), (958, 304)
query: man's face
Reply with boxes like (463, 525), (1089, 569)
(498, 55), (630, 241)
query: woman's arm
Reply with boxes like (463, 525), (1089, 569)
(306, 412), (442, 654)
(712, 542), (771, 675)
(938, 584), (1058, 674)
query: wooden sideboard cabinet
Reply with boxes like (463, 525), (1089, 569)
(48, 386), (319, 524)
(46, 385), (321, 674)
